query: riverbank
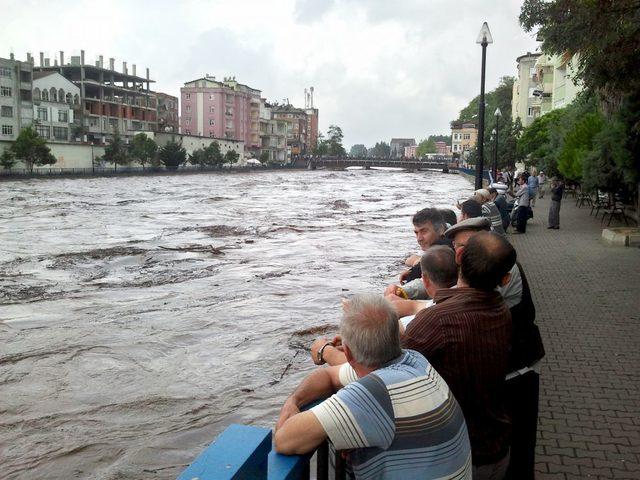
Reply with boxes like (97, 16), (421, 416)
(508, 195), (640, 478)
(0, 164), (305, 181)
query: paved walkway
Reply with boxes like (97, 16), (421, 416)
(508, 193), (640, 479)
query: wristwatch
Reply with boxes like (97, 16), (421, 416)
(318, 341), (335, 364)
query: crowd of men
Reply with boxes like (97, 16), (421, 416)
(274, 185), (547, 479)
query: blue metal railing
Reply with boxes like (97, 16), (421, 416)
(177, 424), (345, 480)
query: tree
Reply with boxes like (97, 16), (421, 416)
(426, 134), (450, 145)
(204, 142), (224, 167)
(326, 125), (346, 156)
(416, 138), (436, 157)
(189, 148), (207, 168)
(313, 132), (329, 156)
(130, 133), (157, 169)
(102, 130), (129, 171)
(368, 141), (391, 158)
(259, 151), (270, 164)
(557, 112), (604, 181)
(224, 149), (239, 166)
(11, 126), (56, 173)
(158, 140), (186, 170)
(0, 148), (16, 170)
(349, 144), (367, 157)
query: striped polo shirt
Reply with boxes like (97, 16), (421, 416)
(311, 350), (472, 479)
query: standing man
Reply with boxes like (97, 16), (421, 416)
(489, 187), (511, 232)
(475, 188), (506, 235)
(275, 295), (472, 479)
(513, 175), (530, 234)
(403, 228), (516, 478)
(537, 170), (547, 199)
(548, 178), (565, 229)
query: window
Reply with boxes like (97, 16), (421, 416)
(185, 93), (191, 100)
(53, 127), (68, 140)
(0, 67), (11, 78)
(1, 125), (13, 135)
(528, 87), (535, 98)
(209, 106), (214, 113)
(66, 93), (73, 104)
(50, 88), (57, 102)
(37, 107), (48, 121)
(186, 105), (191, 112)
(41, 89), (49, 101)
(1, 106), (12, 117)
(185, 118), (191, 126)
(209, 119), (214, 125)
(463, 133), (471, 140)
(58, 110), (68, 122)
(0, 86), (12, 97)
(36, 125), (50, 138)
(209, 94), (214, 100)
(527, 107), (534, 117)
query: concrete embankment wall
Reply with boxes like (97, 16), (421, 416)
(0, 141), (104, 170)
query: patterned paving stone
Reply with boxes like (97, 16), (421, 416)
(508, 194), (640, 480)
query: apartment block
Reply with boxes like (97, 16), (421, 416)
(32, 71), (79, 142)
(450, 122), (477, 155)
(272, 105), (310, 157)
(155, 92), (179, 133)
(511, 51), (582, 127)
(34, 50), (157, 143)
(0, 54), (33, 141)
(180, 75), (261, 151)
(390, 138), (416, 158)
(259, 99), (287, 163)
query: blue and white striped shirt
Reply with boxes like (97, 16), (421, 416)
(311, 350), (472, 479)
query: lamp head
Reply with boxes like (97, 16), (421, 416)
(495, 107), (502, 117)
(476, 22), (493, 45)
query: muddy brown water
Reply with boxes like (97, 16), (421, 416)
(0, 169), (472, 479)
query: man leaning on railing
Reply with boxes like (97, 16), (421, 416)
(274, 294), (472, 479)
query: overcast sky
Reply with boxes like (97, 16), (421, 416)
(3, 0), (539, 148)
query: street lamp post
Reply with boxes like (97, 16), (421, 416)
(475, 22), (493, 189)
(491, 128), (497, 182)
(492, 107), (501, 182)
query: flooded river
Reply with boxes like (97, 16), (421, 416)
(0, 169), (473, 479)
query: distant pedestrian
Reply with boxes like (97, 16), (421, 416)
(513, 175), (530, 234)
(527, 167), (539, 207)
(548, 178), (564, 229)
(537, 171), (547, 199)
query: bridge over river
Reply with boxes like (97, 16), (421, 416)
(304, 156), (456, 171)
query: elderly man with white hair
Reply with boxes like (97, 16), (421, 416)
(275, 294), (472, 479)
(475, 188), (506, 235)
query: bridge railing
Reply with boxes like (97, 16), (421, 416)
(177, 423), (346, 480)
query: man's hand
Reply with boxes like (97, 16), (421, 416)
(276, 396), (300, 431)
(384, 284), (399, 296)
(404, 254), (421, 267)
(399, 270), (411, 284)
(310, 337), (330, 365)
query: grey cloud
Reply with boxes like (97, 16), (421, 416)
(294, 0), (337, 24)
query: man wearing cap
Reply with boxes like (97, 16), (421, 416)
(403, 221), (515, 478)
(475, 188), (506, 236)
(489, 187), (511, 232)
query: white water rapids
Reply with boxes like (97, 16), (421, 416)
(0, 169), (473, 479)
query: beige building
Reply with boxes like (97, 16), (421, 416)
(450, 122), (477, 156)
(0, 54), (33, 141)
(511, 52), (542, 127)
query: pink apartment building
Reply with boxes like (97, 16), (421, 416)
(180, 76), (261, 151)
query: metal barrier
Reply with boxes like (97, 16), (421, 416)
(177, 424), (346, 480)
